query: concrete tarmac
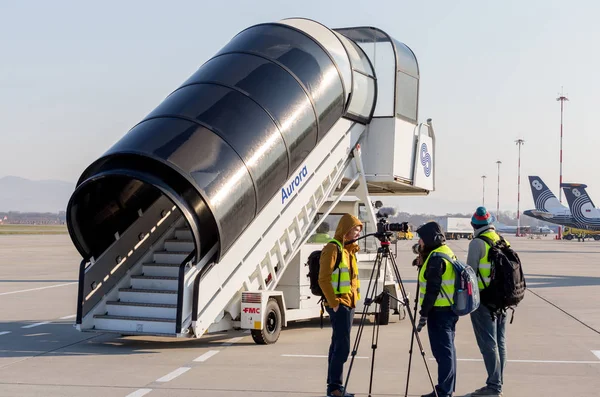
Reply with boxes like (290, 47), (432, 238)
(1, 234), (599, 396)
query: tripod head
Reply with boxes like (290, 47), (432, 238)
(349, 231), (395, 248)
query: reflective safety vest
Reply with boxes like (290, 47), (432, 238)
(309, 233), (332, 243)
(477, 230), (510, 290)
(418, 245), (457, 307)
(329, 239), (361, 300)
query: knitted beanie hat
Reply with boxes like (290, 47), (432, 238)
(471, 206), (492, 226)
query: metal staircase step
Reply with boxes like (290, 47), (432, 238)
(153, 250), (192, 264)
(143, 263), (179, 267)
(142, 263), (180, 277)
(91, 329), (177, 337)
(106, 301), (177, 319)
(164, 239), (194, 252)
(131, 275), (178, 290)
(93, 314), (176, 334)
(94, 314), (176, 322)
(118, 287), (177, 304)
(175, 228), (193, 240)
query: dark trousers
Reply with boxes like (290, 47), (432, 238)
(470, 304), (507, 393)
(427, 309), (459, 397)
(325, 304), (355, 393)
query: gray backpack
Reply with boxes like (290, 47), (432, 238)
(431, 253), (480, 316)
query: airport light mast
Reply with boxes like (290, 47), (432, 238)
(556, 89), (569, 240)
(515, 139), (525, 236)
(496, 160), (502, 221)
(481, 175), (487, 206)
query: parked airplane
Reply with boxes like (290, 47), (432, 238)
(523, 176), (580, 228)
(489, 215), (531, 234)
(530, 225), (554, 235)
(561, 183), (600, 231)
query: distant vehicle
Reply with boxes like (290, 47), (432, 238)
(523, 176), (580, 228)
(562, 226), (600, 241)
(397, 224), (414, 240)
(561, 183), (600, 232)
(438, 216), (473, 240)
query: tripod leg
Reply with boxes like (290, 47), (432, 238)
(343, 249), (384, 395)
(367, 278), (380, 397)
(404, 278), (421, 397)
(367, 252), (387, 396)
(388, 252), (438, 397)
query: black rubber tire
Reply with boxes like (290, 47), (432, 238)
(594, 235), (600, 241)
(565, 235), (573, 240)
(376, 292), (390, 325)
(251, 298), (282, 345)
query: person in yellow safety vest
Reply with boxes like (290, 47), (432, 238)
(415, 221), (459, 397)
(466, 207), (508, 397)
(318, 213), (362, 397)
(308, 221), (332, 243)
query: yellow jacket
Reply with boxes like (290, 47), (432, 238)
(318, 214), (362, 309)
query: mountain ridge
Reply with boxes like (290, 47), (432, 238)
(0, 175), (75, 212)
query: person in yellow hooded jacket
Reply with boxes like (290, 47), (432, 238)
(318, 214), (363, 397)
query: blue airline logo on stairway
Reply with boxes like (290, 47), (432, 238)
(281, 166), (308, 205)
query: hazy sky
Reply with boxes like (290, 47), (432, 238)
(1, 0), (598, 215)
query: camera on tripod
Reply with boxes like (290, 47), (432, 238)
(377, 218), (409, 234)
(344, 207), (438, 396)
(374, 206), (409, 235)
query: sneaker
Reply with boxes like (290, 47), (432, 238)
(327, 388), (354, 397)
(470, 385), (502, 396)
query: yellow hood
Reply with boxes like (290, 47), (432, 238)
(333, 213), (363, 252)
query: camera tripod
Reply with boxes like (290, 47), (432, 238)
(342, 232), (438, 397)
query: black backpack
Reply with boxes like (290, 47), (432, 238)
(306, 241), (342, 297)
(306, 241), (343, 328)
(476, 235), (526, 322)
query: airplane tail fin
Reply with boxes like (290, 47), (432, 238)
(561, 183), (600, 222)
(528, 176), (564, 211)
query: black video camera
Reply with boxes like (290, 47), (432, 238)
(376, 217), (409, 234)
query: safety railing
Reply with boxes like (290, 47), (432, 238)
(175, 249), (196, 333)
(191, 244), (219, 323)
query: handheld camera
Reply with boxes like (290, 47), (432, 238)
(411, 243), (420, 255)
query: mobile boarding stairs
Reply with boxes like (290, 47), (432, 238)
(67, 19), (437, 343)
